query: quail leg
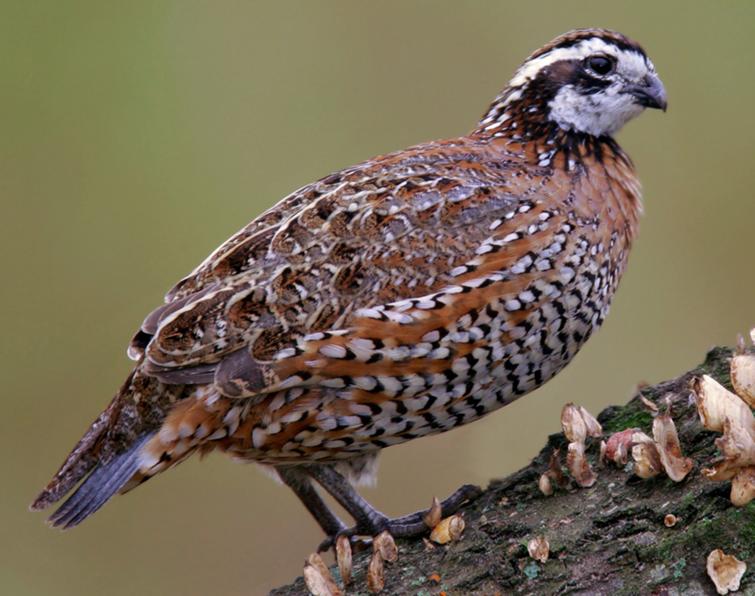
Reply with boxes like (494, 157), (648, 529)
(277, 466), (347, 537)
(307, 465), (482, 550)
(306, 465), (389, 534)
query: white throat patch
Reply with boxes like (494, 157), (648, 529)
(548, 85), (645, 136)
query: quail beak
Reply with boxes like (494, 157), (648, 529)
(628, 74), (668, 112)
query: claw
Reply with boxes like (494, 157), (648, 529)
(317, 530), (371, 553)
(315, 483), (482, 551)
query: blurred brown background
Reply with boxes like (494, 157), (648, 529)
(3, 2), (754, 594)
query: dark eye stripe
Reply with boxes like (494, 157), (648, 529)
(578, 74), (612, 94)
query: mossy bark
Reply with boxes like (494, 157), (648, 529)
(272, 347), (754, 595)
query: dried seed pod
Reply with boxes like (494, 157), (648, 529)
(547, 449), (567, 487)
(694, 372), (755, 505)
(599, 440), (607, 465)
(429, 514), (465, 544)
(527, 535), (550, 563)
(538, 473), (553, 496)
(561, 403), (602, 443)
(335, 535), (352, 586)
(566, 442), (596, 487)
(663, 514), (678, 527)
(639, 394), (659, 414)
(561, 403), (586, 443)
(373, 531), (398, 563)
(702, 464), (738, 482)
(367, 549), (385, 594)
(706, 549), (747, 595)
(632, 436), (663, 479)
(581, 406), (603, 438)
(693, 375), (755, 435)
(730, 466), (755, 507)
(731, 352), (755, 407)
(716, 419), (755, 468)
(632, 430), (654, 443)
(303, 553), (343, 596)
(652, 413), (694, 482)
(302, 565), (335, 596)
(602, 428), (641, 466)
(448, 515), (465, 540)
(423, 496), (442, 529)
(538, 449), (566, 494)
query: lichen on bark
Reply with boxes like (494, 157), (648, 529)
(272, 347), (753, 595)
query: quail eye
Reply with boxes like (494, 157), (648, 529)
(586, 55), (614, 76)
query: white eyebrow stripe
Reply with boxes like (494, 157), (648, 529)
(508, 38), (648, 88)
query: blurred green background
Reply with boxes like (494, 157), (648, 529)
(3, 1), (754, 594)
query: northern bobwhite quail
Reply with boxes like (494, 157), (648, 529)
(32, 29), (666, 543)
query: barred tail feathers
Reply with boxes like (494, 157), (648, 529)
(45, 434), (153, 529)
(30, 368), (186, 528)
(29, 371), (142, 513)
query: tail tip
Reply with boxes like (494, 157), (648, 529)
(31, 434), (152, 530)
(29, 488), (54, 512)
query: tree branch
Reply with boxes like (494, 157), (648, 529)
(272, 347), (754, 595)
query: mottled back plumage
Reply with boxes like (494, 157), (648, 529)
(32, 29), (666, 535)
